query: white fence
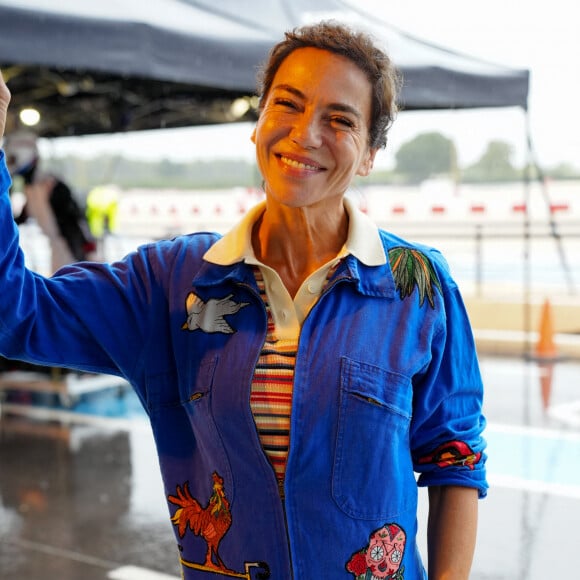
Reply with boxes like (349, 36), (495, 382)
(16, 179), (580, 299)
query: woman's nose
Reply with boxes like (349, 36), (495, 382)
(290, 113), (322, 149)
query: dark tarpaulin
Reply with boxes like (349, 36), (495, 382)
(0, 0), (529, 136)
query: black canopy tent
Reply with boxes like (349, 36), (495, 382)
(0, 0), (529, 137)
(1, 1), (573, 332)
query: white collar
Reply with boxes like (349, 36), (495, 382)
(203, 195), (386, 267)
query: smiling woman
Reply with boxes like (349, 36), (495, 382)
(0, 21), (487, 580)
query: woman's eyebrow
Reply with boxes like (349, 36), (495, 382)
(272, 84), (304, 99)
(328, 102), (362, 120)
(272, 84), (362, 119)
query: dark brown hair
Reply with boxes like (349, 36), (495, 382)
(256, 21), (401, 149)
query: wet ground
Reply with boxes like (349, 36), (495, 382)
(1, 354), (580, 579)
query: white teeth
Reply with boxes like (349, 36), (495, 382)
(280, 155), (319, 171)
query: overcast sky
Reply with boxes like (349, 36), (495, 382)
(42, 0), (580, 171)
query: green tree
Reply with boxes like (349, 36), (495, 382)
(463, 140), (519, 182)
(545, 162), (580, 180)
(394, 132), (457, 183)
(159, 158), (186, 178)
(43, 155), (260, 190)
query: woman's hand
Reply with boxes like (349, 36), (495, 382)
(0, 69), (11, 140)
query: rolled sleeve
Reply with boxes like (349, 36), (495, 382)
(411, 279), (488, 498)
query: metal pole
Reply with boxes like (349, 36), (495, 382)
(526, 125), (576, 295)
(475, 224), (483, 297)
(523, 111), (533, 359)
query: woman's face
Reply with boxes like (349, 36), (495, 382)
(252, 47), (376, 210)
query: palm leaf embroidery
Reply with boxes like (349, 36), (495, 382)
(388, 247), (443, 308)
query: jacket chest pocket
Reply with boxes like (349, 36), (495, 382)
(332, 357), (415, 520)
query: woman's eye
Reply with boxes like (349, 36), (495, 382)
(274, 98), (297, 109)
(331, 116), (355, 128)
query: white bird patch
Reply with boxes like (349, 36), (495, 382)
(182, 292), (249, 334)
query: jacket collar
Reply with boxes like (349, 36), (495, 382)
(332, 253), (395, 299)
(203, 197), (387, 268)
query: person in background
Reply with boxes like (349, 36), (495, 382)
(86, 183), (120, 260)
(0, 21), (486, 580)
(86, 183), (120, 240)
(3, 130), (95, 273)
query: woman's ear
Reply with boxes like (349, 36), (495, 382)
(356, 148), (378, 177)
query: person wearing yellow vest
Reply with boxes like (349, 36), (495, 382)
(86, 183), (120, 239)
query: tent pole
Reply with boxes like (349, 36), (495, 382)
(523, 109), (533, 359)
(525, 117), (576, 296)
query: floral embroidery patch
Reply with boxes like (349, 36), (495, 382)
(418, 440), (482, 470)
(346, 523), (406, 579)
(388, 247), (442, 309)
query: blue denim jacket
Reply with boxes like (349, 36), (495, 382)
(0, 153), (486, 579)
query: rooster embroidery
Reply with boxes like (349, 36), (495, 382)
(182, 292), (248, 334)
(169, 472), (233, 573)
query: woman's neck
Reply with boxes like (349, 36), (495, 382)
(252, 200), (348, 297)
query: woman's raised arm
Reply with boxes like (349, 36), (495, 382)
(0, 69), (10, 139)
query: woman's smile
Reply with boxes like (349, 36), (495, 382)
(276, 152), (325, 173)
